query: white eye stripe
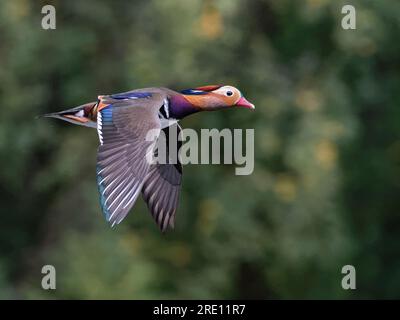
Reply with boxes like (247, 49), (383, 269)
(213, 86), (238, 97)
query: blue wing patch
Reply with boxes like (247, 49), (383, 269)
(96, 105), (114, 221)
(180, 89), (208, 95)
(96, 166), (111, 221)
(101, 105), (113, 123)
(110, 92), (152, 100)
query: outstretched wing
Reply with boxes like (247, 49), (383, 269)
(96, 92), (165, 226)
(141, 123), (183, 231)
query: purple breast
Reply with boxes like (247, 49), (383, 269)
(169, 95), (200, 119)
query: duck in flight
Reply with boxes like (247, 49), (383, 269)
(42, 85), (255, 231)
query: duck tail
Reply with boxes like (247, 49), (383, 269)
(39, 101), (98, 128)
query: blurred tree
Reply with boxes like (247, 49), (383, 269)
(0, 0), (399, 299)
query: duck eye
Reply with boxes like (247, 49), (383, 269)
(226, 91), (233, 96)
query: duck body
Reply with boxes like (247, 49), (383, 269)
(43, 85), (254, 231)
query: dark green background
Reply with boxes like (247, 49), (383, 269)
(0, 0), (399, 299)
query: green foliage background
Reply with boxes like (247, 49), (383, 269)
(0, 0), (399, 299)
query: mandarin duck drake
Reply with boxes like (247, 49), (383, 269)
(43, 85), (255, 231)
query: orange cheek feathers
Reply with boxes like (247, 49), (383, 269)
(182, 94), (228, 109)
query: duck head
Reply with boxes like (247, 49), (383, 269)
(169, 85), (255, 119)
